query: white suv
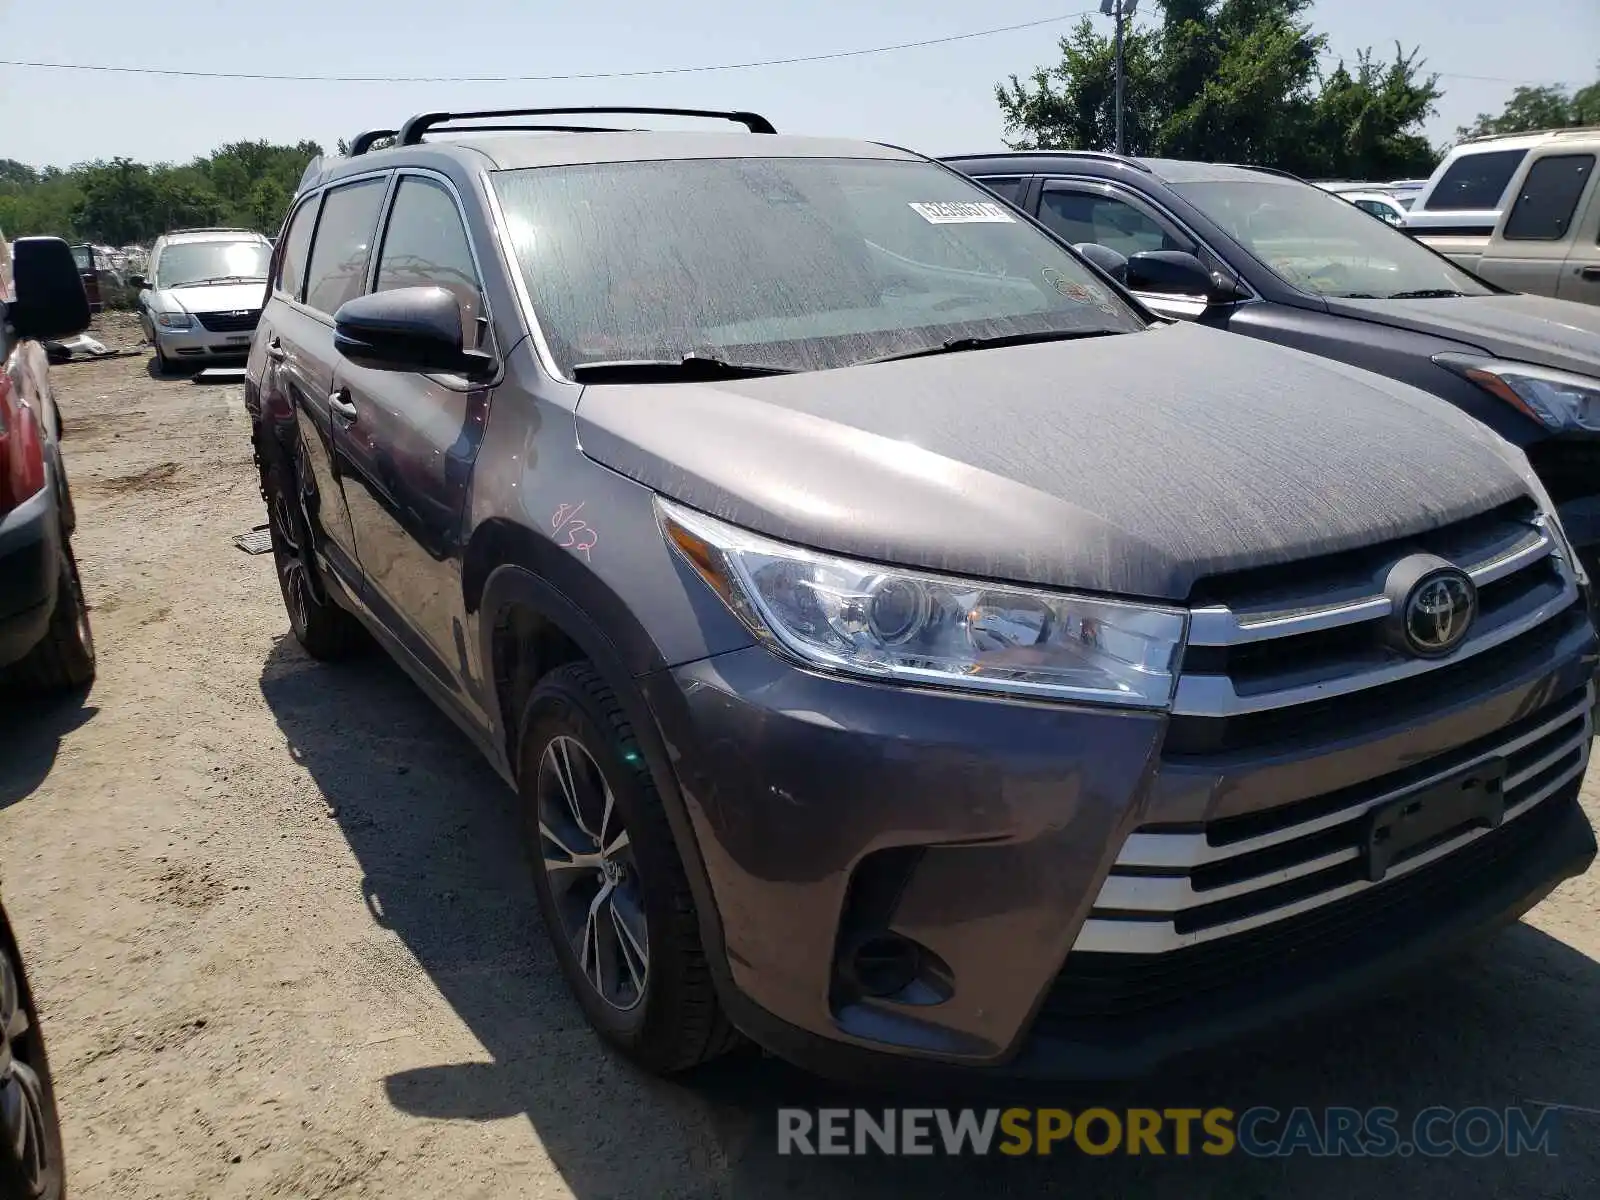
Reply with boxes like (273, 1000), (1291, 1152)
(1403, 129), (1598, 266)
(132, 228), (271, 372)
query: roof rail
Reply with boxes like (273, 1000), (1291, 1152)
(396, 106), (777, 145)
(946, 149), (1153, 174)
(1458, 124), (1600, 145)
(1219, 163), (1310, 184)
(167, 226), (263, 235)
(349, 129), (399, 156)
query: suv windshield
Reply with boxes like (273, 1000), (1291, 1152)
(492, 156), (1144, 375)
(1171, 178), (1492, 300)
(155, 240), (270, 288)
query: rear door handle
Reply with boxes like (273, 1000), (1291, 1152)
(329, 389), (358, 423)
(1580, 265), (1600, 281)
(264, 337), (287, 361)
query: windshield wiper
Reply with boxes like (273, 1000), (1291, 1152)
(570, 354), (797, 383)
(1385, 288), (1467, 299)
(856, 328), (1122, 367)
(177, 275), (264, 286)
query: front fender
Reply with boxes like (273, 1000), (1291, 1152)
(475, 561), (738, 1001)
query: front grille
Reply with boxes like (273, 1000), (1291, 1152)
(1071, 684), (1591, 956)
(1035, 776), (1584, 1033)
(195, 309), (260, 333)
(1168, 499), (1582, 754)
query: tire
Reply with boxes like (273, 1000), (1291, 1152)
(519, 662), (741, 1074)
(0, 925), (66, 1200)
(152, 342), (172, 375)
(13, 542), (94, 694)
(260, 447), (365, 660)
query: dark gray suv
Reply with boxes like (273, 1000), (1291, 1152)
(246, 107), (1598, 1082)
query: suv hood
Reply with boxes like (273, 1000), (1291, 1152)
(575, 322), (1536, 600)
(1325, 292), (1600, 377)
(155, 281), (268, 315)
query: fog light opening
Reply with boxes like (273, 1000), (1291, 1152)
(845, 933), (921, 998)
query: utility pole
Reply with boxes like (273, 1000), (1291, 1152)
(1101, 0), (1138, 154)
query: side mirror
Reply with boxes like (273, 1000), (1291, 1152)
(1125, 250), (1215, 297)
(9, 237), (92, 341)
(129, 274), (149, 291)
(333, 286), (494, 379)
(1073, 242), (1129, 283)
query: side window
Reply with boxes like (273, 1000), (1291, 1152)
(303, 177), (388, 316)
(977, 177), (1025, 204)
(1503, 154), (1595, 241)
(1354, 198), (1401, 225)
(276, 196), (319, 301)
(1038, 188), (1186, 258)
(373, 177), (484, 346)
(1424, 149), (1529, 211)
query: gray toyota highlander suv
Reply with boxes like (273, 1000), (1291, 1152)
(246, 106), (1598, 1081)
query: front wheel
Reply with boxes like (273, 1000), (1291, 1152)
(261, 450), (364, 660)
(519, 663), (741, 1074)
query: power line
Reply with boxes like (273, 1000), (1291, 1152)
(0, 14), (1565, 92)
(0, 12), (1095, 84)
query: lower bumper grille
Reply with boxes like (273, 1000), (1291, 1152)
(1037, 775), (1588, 1033)
(1073, 685), (1592, 955)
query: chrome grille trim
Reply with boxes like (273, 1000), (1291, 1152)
(1128, 692), (1592, 870)
(1186, 526), (1551, 648)
(1074, 686), (1592, 954)
(1173, 574), (1578, 718)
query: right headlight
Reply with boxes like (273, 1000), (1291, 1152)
(157, 310), (192, 330)
(1434, 354), (1600, 432)
(657, 498), (1187, 708)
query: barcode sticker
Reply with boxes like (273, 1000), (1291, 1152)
(908, 201), (1017, 225)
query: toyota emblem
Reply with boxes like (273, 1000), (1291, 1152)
(1402, 569), (1476, 656)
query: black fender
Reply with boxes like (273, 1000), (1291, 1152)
(475, 562), (734, 1000)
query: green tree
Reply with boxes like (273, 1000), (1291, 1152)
(1305, 46), (1441, 178)
(997, 0), (1440, 178)
(74, 158), (161, 244)
(996, 18), (1162, 153)
(1456, 65), (1600, 139)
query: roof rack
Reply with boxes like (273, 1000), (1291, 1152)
(1458, 124), (1600, 145)
(167, 226), (262, 235)
(349, 129), (399, 156)
(389, 106), (777, 148)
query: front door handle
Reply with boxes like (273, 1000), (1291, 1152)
(264, 336), (287, 362)
(1580, 265), (1600, 281)
(329, 389), (358, 423)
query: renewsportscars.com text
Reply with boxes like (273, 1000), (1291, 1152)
(776, 1106), (1562, 1158)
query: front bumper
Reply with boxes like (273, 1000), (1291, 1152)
(642, 629), (1599, 1082)
(0, 487), (60, 669)
(154, 322), (255, 361)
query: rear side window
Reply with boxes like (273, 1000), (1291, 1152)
(1353, 198), (1401, 224)
(1503, 154), (1595, 241)
(374, 177), (484, 344)
(276, 198), (318, 300)
(978, 177), (1025, 204)
(303, 177), (387, 315)
(1424, 149), (1529, 211)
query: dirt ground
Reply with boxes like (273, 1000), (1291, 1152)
(2, 318), (1598, 1198)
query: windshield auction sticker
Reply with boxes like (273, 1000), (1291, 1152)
(909, 201), (1017, 224)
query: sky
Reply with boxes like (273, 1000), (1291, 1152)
(0, 0), (1595, 168)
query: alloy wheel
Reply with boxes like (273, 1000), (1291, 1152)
(268, 484), (313, 634)
(0, 950), (56, 1199)
(536, 735), (649, 1011)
